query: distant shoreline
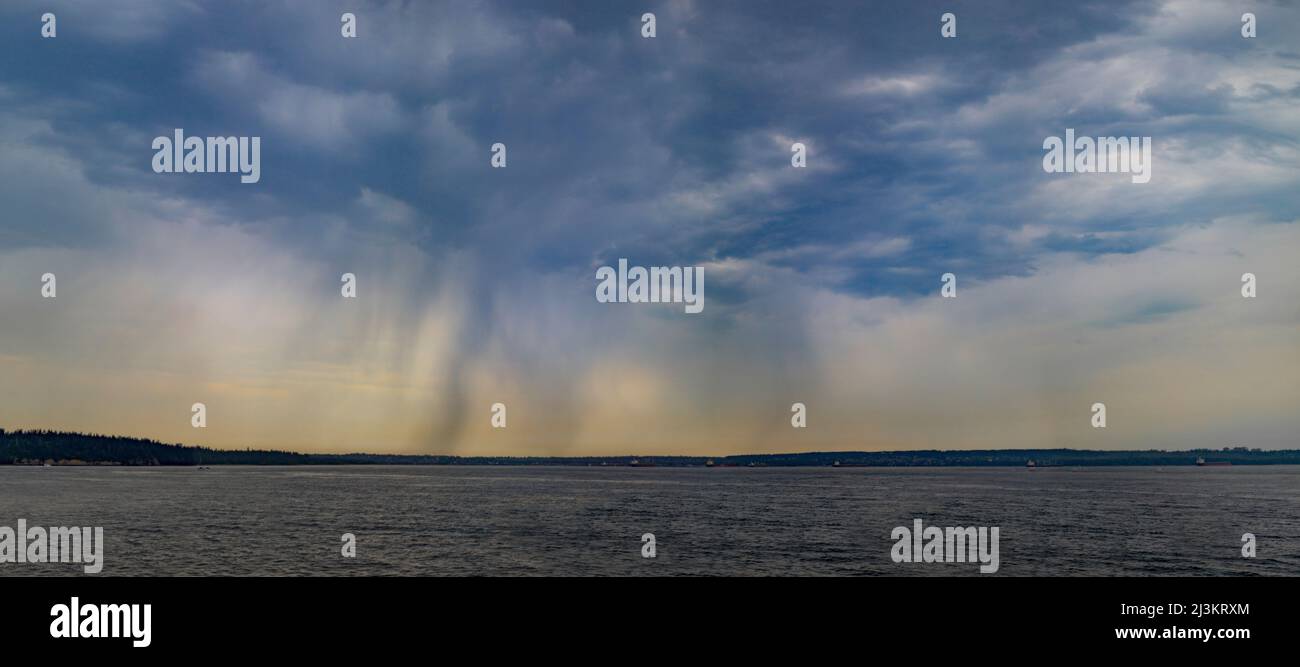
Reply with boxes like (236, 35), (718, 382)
(2, 428), (1297, 467)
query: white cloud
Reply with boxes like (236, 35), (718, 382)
(194, 52), (407, 152)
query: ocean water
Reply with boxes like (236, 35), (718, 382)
(1, 465), (1297, 576)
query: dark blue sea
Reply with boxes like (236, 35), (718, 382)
(1, 465), (1296, 576)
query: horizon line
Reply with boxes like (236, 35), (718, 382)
(2, 426), (1294, 460)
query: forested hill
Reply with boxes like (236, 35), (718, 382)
(1, 428), (1297, 467)
(0, 428), (384, 465)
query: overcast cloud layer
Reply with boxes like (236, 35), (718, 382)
(1, 0), (1297, 455)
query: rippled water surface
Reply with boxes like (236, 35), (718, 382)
(1, 465), (1297, 576)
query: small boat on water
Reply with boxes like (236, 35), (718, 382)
(1026, 460), (1036, 469)
(1196, 457), (1232, 467)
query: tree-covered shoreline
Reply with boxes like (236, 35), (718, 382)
(2, 427), (1297, 467)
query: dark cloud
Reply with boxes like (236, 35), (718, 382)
(1, 1), (1297, 453)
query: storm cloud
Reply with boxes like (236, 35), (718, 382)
(0, 0), (1296, 454)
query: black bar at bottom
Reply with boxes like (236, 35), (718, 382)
(0, 576), (1286, 655)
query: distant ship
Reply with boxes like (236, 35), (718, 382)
(1026, 460), (1036, 469)
(1196, 457), (1232, 467)
(705, 459), (715, 467)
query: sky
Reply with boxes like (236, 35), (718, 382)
(0, 0), (1297, 456)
